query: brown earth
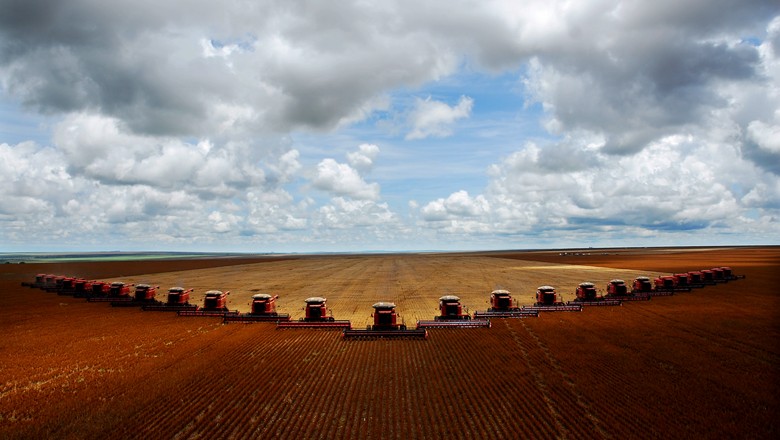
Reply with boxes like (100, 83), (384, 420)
(0, 246), (777, 439)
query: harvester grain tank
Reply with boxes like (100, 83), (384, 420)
(224, 293), (292, 323)
(473, 290), (539, 318)
(418, 296), (490, 328)
(179, 290), (239, 317)
(608, 279), (652, 300)
(568, 282), (621, 306)
(524, 286), (582, 312)
(142, 287), (198, 311)
(343, 302), (428, 339)
(276, 297), (351, 329)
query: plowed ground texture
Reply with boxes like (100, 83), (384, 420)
(0, 247), (777, 439)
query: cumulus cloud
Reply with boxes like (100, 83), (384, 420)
(347, 143), (380, 172)
(312, 159), (380, 200)
(406, 96), (474, 140)
(0, 0), (778, 249)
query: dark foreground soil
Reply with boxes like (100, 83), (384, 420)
(0, 247), (777, 439)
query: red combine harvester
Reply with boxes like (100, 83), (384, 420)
(343, 302), (428, 339)
(719, 266), (746, 281)
(276, 297), (351, 329)
(608, 279), (652, 300)
(21, 273), (47, 288)
(56, 277), (81, 296)
(710, 267), (728, 283)
(85, 281), (111, 299)
(112, 284), (161, 307)
(224, 293), (292, 323)
(179, 290), (239, 317)
(473, 290), (539, 319)
(687, 271), (706, 288)
(654, 275), (681, 294)
(143, 287), (198, 311)
(72, 279), (94, 298)
(524, 286), (582, 312)
(418, 295), (491, 328)
(672, 273), (693, 291)
(88, 282), (134, 302)
(568, 282), (621, 306)
(699, 269), (718, 285)
(43, 275), (66, 293)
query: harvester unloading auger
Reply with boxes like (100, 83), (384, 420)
(223, 293), (291, 323)
(343, 302), (428, 339)
(473, 290), (539, 319)
(417, 295), (491, 328)
(567, 282), (622, 306)
(276, 297), (351, 329)
(179, 290), (240, 317)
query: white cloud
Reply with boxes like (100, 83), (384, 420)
(347, 143), (380, 172)
(406, 96), (474, 140)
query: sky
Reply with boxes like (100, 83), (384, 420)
(1, 0), (779, 253)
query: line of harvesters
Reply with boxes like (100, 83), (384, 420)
(22, 266), (744, 339)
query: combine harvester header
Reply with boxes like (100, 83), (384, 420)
(276, 297), (351, 329)
(343, 302), (427, 339)
(473, 290), (539, 319)
(417, 295), (490, 328)
(224, 294), (291, 323)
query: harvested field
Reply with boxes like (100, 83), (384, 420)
(0, 246), (777, 439)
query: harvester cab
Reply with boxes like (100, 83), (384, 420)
(473, 290), (539, 318)
(303, 297), (330, 321)
(223, 293), (292, 323)
(536, 286), (561, 306)
(576, 282), (599, 301)
(419, 296), (490, 328)
(687, 271), (705, 287)
(343, 302), (427, 338)
(202, 290), (230, 311)
(73, 279), (89, 297)
(167, 287), (193, 305)
(372, 302), (401, 329)
(134, 284), (159, 302)
(710, 267), (726, 283)
(673, 273), (692, 291)
(435, 295), (471, 320)
(109, 282), (132, 298)
(654, 276), (676, 292)
(607, 279), (629, 296)
(569, 281), (621, 306)
(275, 297), (351, 328)
(251, 293), (279, 315)
(489, 290), (514, 311)
(631, 277), (652, 294)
